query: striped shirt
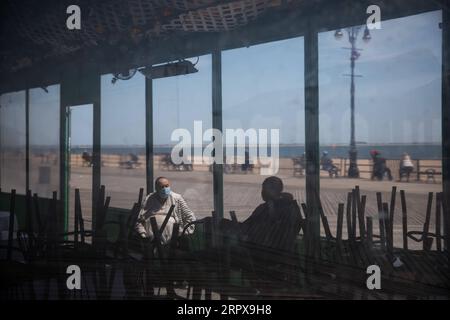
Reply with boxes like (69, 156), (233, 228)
(135, 191), (196, 242)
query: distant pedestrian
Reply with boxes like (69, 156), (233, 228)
(399, 152), (414, 182)
(370, 150), (392, 181)
(321, 151), (339, 178)
(81, 150), (92, 167)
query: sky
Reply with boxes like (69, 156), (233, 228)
(0, 10), (443, 147)
(319, 10), (442, 145)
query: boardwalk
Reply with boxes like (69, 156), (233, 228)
(70, 165), (443, 251)
(1, 165), (447, 300)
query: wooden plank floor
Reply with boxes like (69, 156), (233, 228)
(70, 167), (443, 250)
(6, 166), (440, 300)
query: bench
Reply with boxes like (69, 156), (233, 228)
(423, 169), (439, 183)
(292, 157), (304, 177)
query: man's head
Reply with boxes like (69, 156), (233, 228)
(261, 176), (283, 202)
(155, 176), (171, 199)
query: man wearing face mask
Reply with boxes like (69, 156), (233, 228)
(135, 176), (196, 243)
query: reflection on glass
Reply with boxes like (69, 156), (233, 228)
(101, 73), (146, 209)
(29, 85), (60, 198)
(318, 11), (443, 250)
(222, 37), (305, 221)
(153, 55), (213, 218)
(0, 91), (26, 194)
(67, 105), (93, 234)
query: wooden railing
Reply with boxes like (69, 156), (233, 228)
(67, 154), (443, 182)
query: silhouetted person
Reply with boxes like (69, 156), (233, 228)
(321, 151), (338, 177)
(239, 176), (302, 294)
(370, 150), (393, 181)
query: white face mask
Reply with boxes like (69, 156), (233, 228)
(158, 186), (171, 199)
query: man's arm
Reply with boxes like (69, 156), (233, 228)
(291, 201), (303, 235)
(135, 196), (149, 238)
(177, 196), (196, 234)
(239, 204), (265, 240)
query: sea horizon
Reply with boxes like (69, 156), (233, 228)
(54, 143), (443, 160)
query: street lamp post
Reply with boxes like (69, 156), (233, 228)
(335, 26), (371, 178)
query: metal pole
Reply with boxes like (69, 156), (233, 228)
(441, 0), (450, 256)
(60, 85), (67, 233)
(304, 19), (320, 258)
(92, 93), (101, 237)
(0, 101), (2, 190)
(26, 89), (30, 193)
(212, 51), (224, 219)
(145, 77), (154, 194)
(348, 27), (360, 178)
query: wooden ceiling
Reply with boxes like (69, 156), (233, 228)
(0, 0), (299, 74)
(0, 0), (443, 93)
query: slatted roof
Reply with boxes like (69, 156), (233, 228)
(0, 0), (299, 74)
(0, 0), (442, 93)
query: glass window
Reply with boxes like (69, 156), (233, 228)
(101, 72), (146, 209)
(153, 55), (213, 218)
(29, 85), (60, 198)
(67, 104), (94, 233)
(318, 10), (442, 249)
(222, 38), (305, 221)
(0, 90), (26, 194)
